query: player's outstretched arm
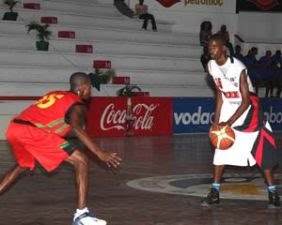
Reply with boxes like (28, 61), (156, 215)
(69, 105), (121, 168)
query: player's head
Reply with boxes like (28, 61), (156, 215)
(69, 72), (91, 101)
(208, 33), (227, 61)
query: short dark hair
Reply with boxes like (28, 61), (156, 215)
(69, 72), (90, 92)
(209, 33), (226, 46)
(200, 21), (212, 30)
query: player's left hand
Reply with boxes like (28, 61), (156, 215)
(218, 121), (231, 127)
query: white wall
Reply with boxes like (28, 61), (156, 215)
(237, 11), (282, 43)
(128, 0), (237, 42)
(124, 0), (282, 47)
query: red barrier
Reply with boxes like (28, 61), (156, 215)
(23, 3), (41, 9)
(93, 60), (111, 69)
(58, 31), (76, 39)
(75, 44), (93, 53)
(86, 97), (173, 137)
(41, 17), (58, 24)
(112, 76), (130, 84)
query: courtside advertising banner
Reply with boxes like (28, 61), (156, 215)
(86, 97), (173, 137)
(261, 98), (282, 131)
(173, 98), (215, 133)
(173, 97), (282, 134)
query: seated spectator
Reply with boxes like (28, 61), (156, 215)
(135, 0), (157, 31)
(243, 47), (261, 94)
(258, 50), (274, 97)
(200, 46), (211, 72)
(114, 0), (135, 18)
(200, 46), (215, 93)
(217, 24), (234, 56)
(271, 50), (282, 97)
(199, 21), (212, 47)
(234, 45), (244, 62)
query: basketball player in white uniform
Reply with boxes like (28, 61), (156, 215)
(201, 34), (281, 208)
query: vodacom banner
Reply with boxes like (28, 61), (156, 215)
(86, 97), (173, 137)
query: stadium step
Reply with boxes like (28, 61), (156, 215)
(0, 19), (198, 46)
(0, 50), (202, 71)
(0, 33), (201, 58)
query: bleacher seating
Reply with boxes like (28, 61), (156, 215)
(0, 0), (209, 98)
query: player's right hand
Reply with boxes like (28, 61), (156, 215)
(99, 152), (122, 168)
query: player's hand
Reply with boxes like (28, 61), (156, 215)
(218, 122), (230, 127)
(99, 152), (122, 168)
(210, 123), (221, 131)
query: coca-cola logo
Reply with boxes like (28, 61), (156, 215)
(100, 103), (158, 131)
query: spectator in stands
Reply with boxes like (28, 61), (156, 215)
(217, 24), (234, 56)
(258, 50), (274, 97)
(135, 0), (157, 31)
(199, 21), (212, 47)
(114, 0), (135, 18)
(200, 46), (211, 72)
(200, 46), (215, 93)
(271, 50), (282, 98)
(234, 45), (244, 62)
(243, 47), (261, 94)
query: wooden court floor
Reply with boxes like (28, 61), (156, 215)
(0, 133), (282, 225)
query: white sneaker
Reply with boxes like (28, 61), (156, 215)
(73, 212), (107, 225)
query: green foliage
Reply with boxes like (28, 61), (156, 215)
(95, 68), (115, 84)
(117, 84), (142, 97)
(26, 21), (52, 42)
(89, 69), (116, 91)
(4, 0), (18, 12)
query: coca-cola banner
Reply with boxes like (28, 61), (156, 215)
(86, 97), (173, 137)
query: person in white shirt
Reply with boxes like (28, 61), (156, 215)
(201, 34), (281, 208)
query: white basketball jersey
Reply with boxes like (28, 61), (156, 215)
(207, 57), (255, 105)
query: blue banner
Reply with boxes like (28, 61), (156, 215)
(173, 97), (282, 134)
(173, 98), (215, 133)
(261, 98), (282, 131)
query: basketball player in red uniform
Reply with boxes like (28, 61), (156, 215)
(0, 72), (121, 225)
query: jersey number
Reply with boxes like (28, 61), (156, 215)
(35, 94), (64, 109)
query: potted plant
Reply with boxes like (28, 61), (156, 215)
(89, 68), (116, 91)
(26, 21), (52, 51)
(116, 84), (142, 97)
(2, 0), (19, 21)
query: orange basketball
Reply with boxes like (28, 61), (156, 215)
(209, 125), (235, 150)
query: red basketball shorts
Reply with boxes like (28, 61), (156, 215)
(6, 122), (71, 172)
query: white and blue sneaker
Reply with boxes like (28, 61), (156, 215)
(72, 212), (107, 225)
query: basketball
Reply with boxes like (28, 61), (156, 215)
(209, 125), (235, 150)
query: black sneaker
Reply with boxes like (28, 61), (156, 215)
(201, 188), (220, 206)
(268, 191), (281, 208)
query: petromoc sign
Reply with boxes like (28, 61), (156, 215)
(185, 0), (224, 6)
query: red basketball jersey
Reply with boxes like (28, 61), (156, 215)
(17, 91), (82, 136)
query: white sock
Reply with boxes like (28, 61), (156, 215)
(74, 207), (90, 221)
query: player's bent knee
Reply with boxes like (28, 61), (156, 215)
(67, 150), (89, 168)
